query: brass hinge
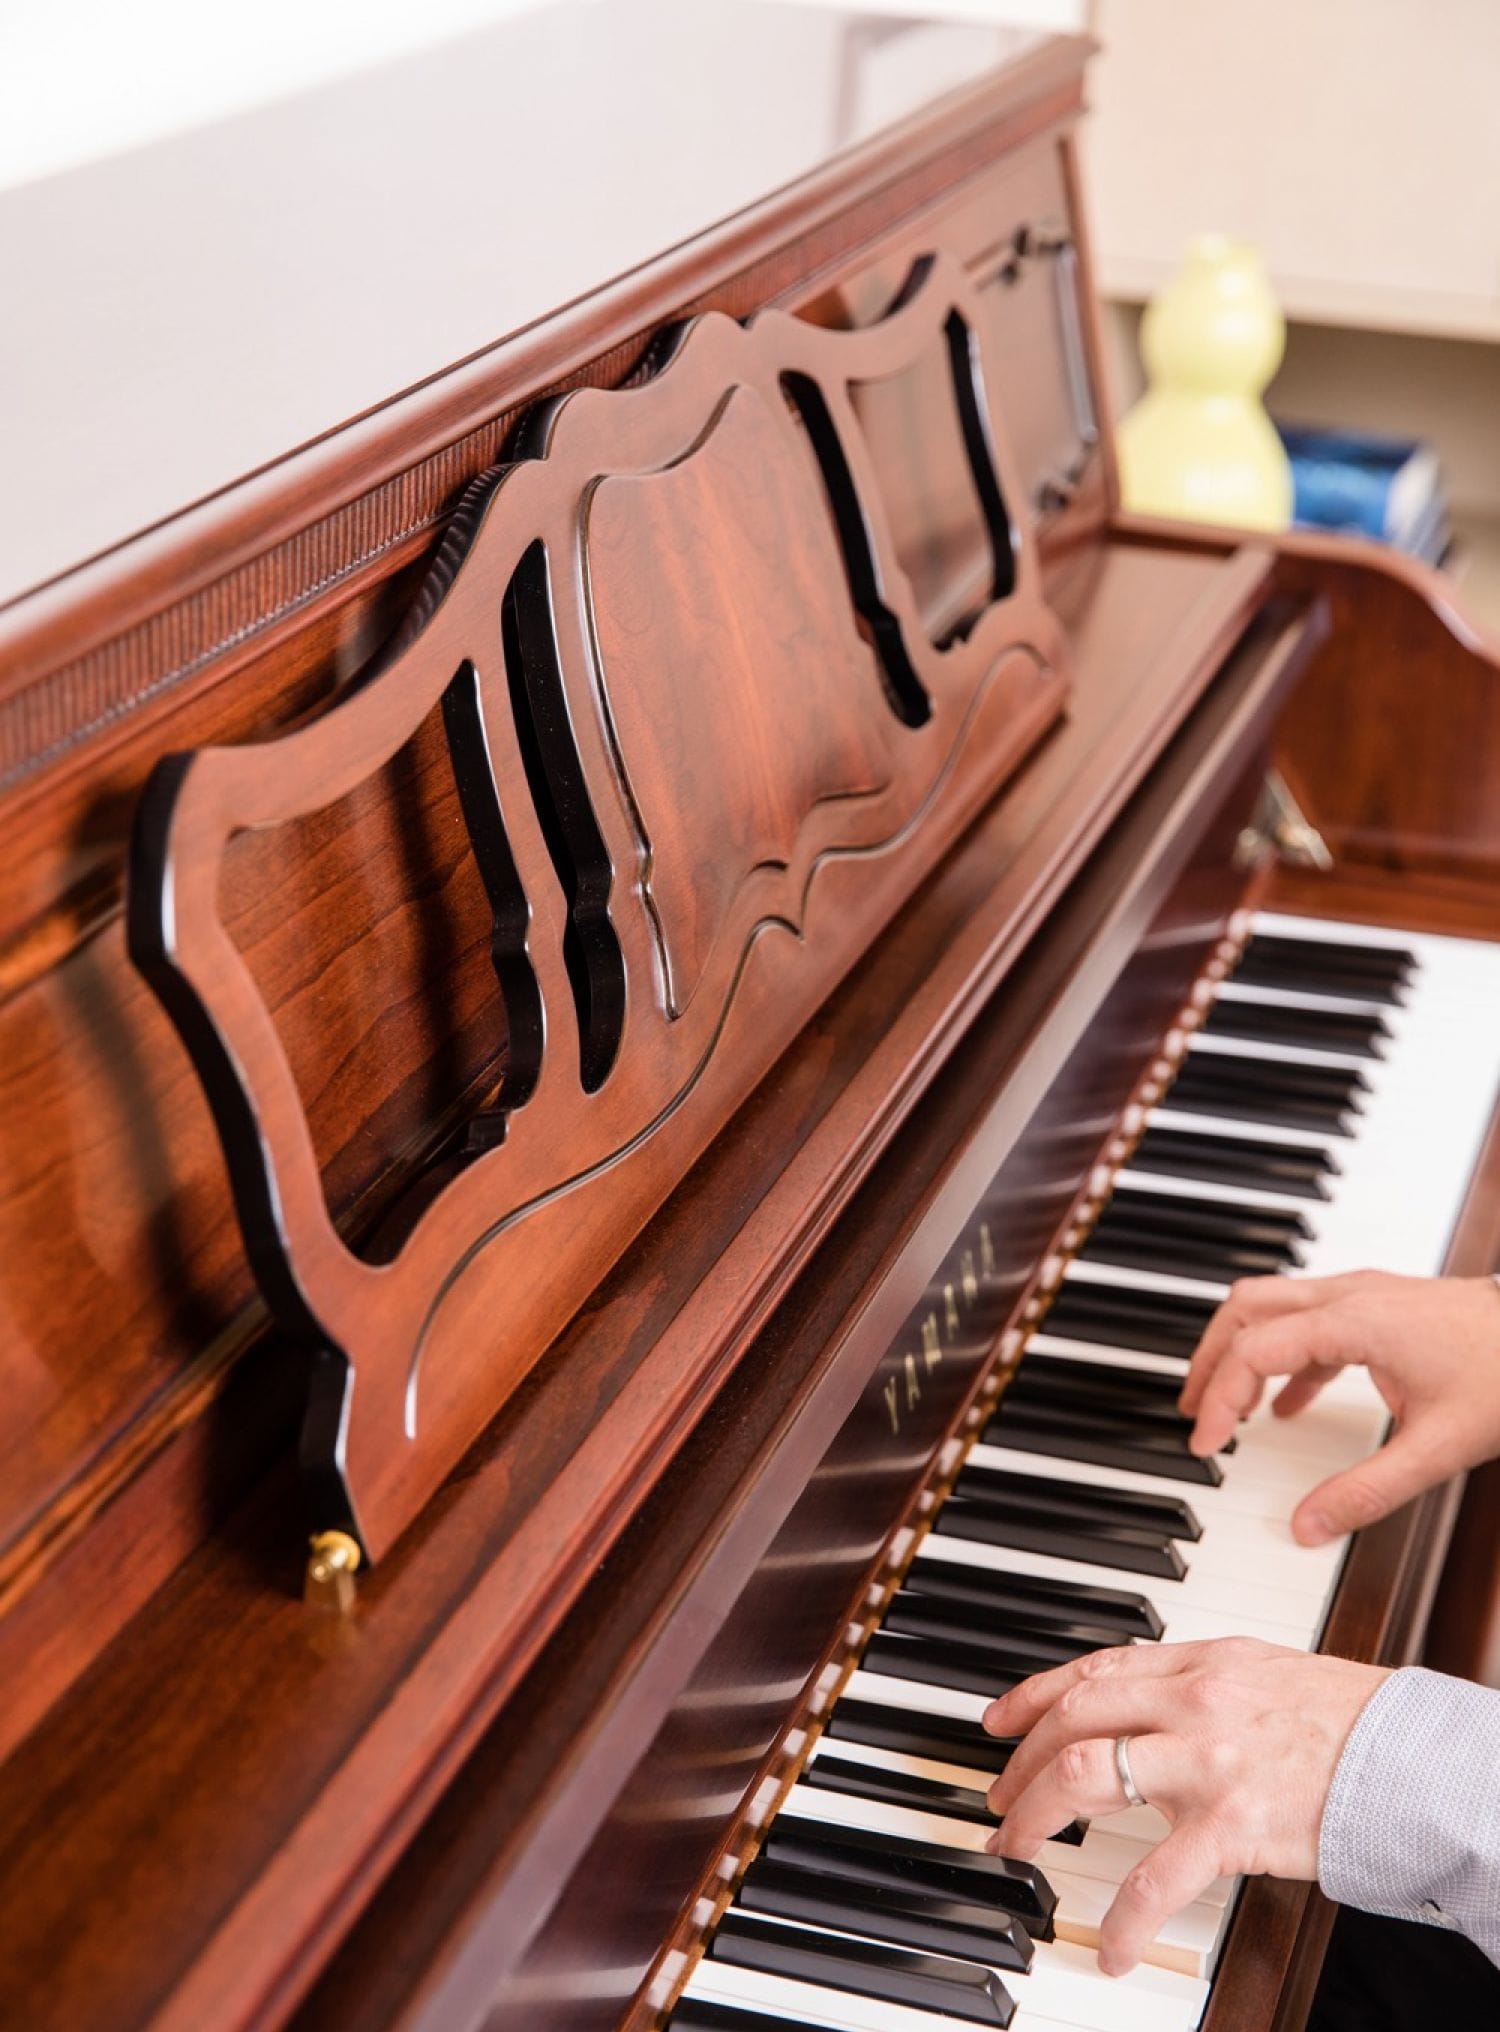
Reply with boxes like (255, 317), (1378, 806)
(1235, 769), (1333, 872)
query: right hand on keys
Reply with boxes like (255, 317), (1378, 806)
(1178, 1269), (1500, 1545)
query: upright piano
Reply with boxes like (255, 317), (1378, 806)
(3, 7), (1499, 2029)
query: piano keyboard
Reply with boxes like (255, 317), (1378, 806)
(668, 916), (1500, 2032)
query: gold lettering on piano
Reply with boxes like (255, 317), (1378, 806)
(960, 1250), (978, 1307)
(943, 1283), (960, 1341)
(884, 1375), (900, 1435)
(904, 1350), (921, 1411)
(979, 1222), (996, 1279)
(921, 1313), (942, 1373)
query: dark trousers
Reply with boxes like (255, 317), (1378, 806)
(1308, 1905), (1500, 2029)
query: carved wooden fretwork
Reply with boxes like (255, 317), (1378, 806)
(128, 252), (1072, 1560)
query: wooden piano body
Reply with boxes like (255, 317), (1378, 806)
(1, 6), (1497, 2027)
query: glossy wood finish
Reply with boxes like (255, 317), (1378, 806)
(129, 254), (1070, 1560)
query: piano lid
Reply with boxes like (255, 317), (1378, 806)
(0, 0), (1052, 614)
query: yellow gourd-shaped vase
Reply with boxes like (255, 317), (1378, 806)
(1117, 235), (1292, 531)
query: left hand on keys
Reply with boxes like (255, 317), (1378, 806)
(982, 1637), (1389, 1976)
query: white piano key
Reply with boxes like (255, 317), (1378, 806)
(842, 1668), (989, 1725)
(1024, 1335), (1187, 1379)
(1062, 1261), (1228, 1303)
(1213, 980), (1400, 1019)
(1113, 1168), (1318, 1218)
(1248, 914), (1421, 953)
(1142, 1104), (1342, 1152)
(1185, 1033), (1382, 1074)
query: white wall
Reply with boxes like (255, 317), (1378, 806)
(0, 0), (1088, 195)
(0, 0), (554, 191)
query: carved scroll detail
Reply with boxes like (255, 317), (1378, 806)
(128, 251), (1072, 1562)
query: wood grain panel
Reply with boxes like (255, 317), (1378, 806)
(128, 253), (1072, 1562)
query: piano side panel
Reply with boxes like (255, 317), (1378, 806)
(1114, 515), (1500, 888)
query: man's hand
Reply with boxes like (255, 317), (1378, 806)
(1177, 1270), (1500, 1546)
(983, 1638), (1389, 1975)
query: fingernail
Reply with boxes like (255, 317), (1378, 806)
(1098, 1953), (1125, 1979)
(1298, 1512), (1331, 1547)
(983, 1832), (1001, 1855)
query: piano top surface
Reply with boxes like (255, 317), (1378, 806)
(0, 0), (1055, 616)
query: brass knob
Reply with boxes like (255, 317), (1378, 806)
(305, 1529), (362, 1613)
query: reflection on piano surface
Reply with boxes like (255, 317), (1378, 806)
(2, 7), (1499, 2032)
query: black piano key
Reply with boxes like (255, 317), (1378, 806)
(998, 1373), (1207, 1446)
(1238, 932), (1416, 985)
(1001, 1351), (1197, 1413)
(991, 1370), (1225, 1441)
(862, 1629), (1036, 1696)
(1041, 1281), (1219, 1359)
(881, 1591), (1109, 1668)
(826, 1698), (1022, 1774)
(1164, 1091), (1359, 1138)
(1127, 1126), (1335, 1198)
(935, 1490), (1188, 1578)
(671, 2002), (835, 2032)
(1105, 1185), (1313, 1241)
(1080, 1226), (1293, 1281)
(764, 1815), (1058, 1935)
(1084, 1216), (1291, 1263)
(669, 1999), (829, 2032)
(711, 1910), (1016, 2028)
(1179, 1048), (1371, 1097)
(1172, 1054), (1370, 1099)
(955, 1461), (1201, 1539)
(737, 1857), (1036, 1972)
(802, 1752), (1086, 1846)
(897, 1563), (1164, 1641)
(1244, 930), (1415, 966)
(1202, 999), (1391, 1058)
(981, 1406), (1226, 1483)
(1231, 953), (1409, 1005)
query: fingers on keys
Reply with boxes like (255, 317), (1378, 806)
(1180, 1287), (1360, 1456)
(1291, 1427), (1448, 1547)
(984, 1653), (1199, 1819)
(1099, 1822), (1226, 1976)
(982, 1643), (1201, 1751)
(981, 1641), (1288, 1975)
